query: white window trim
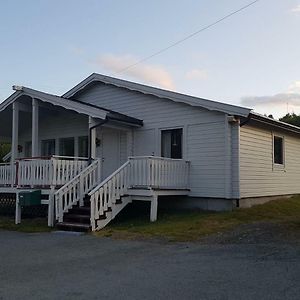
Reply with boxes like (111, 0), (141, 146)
(159, 126), (184, 159)
(272, 133), (285, 171)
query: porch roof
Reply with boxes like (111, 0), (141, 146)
(0, 87), (143, 126)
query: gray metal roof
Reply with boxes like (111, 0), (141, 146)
(0, 87), (143, 126)
(63, 73), (252, 117)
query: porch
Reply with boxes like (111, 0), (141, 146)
(0, 155), (190, 231)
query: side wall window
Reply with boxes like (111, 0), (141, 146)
(161, 128), (183, 159)
(78, 136), (88, 157)
(59, 137), (75, 157)
(273, 135), (284, 165)
(24, 141), (32, 158)
(41, 139), (56, 157)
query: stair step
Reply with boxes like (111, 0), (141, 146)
(56, 222), (91, 232)
(71, 207), (90, 215)
(64, 214), (90, 224)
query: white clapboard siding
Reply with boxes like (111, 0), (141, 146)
(76, 82), (228, 198)
(240, 125), (300, 198)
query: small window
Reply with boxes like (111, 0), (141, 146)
(41, 139), (56, 157)
(273, 136), (284, 165)
(24, 142), (32, 158)
(78, 136), (88, 158)
(161, 128), (183, 159)
(59, 137), (75, 157)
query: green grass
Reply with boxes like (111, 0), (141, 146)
(0, 217), (51, 233)
(94, 196), (300, 242)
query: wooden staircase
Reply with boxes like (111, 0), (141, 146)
(55, 156), (190, 232)
(56, 193), (132, 232)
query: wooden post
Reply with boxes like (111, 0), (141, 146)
(11, 102), (19, 187)
(150, 194), (158, 222)
(89, 117), (97, 159)
(48, 186), (55, 227)
(15, 192), (21, 224)
(32, 98), (39, 157)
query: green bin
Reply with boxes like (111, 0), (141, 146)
(19, 190), (42, 207)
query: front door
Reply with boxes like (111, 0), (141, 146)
(99, 129), (120, 179)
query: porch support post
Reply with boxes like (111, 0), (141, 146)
(11, 102), (19, 186)
(89, 117), (97, 159)
(32, 98), (39, 157)
(150, 194), (158, 222)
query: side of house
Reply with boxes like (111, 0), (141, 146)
(240, 122), (300, 200)
(72, 82), (240, 201)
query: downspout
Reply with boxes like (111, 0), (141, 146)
(88, 118), (108, 163)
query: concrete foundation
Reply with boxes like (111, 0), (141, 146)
(158, 196), (236, 212)
(238, 194), (294, 208)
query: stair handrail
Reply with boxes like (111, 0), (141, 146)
(55, 159), (101, 222)
(89, 160), (131, 231)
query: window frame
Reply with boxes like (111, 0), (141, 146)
(78, 136), (89, 158)
(41, 139), (56, 157)
(59, 137), (75, 157)
(272, 133), (285, 169)
(160, 127), (183, 159)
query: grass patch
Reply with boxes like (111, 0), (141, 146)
(0, 217), (51, 233)
(94, 196), (300, 242)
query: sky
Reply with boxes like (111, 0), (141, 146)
(0, 0), (300, 119)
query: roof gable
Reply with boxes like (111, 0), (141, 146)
(63, 73), (252, 117)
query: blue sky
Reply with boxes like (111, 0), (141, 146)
(0, 0), (300, 118)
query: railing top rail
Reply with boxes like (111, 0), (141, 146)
(16, 155), (89, 162)
(17, 156), (52, 161)
(0, 162), (11, 166)
(52, 155), (89, 161)
(128, 156), (190, 162)
(54, 159), (99, 196)
(89, 160), (130, 195)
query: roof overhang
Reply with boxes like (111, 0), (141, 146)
(241, 112), (300, 136)
(63, 73), (252, 117)
(0, 87), (107, 119)
(0, 86), (143, 127)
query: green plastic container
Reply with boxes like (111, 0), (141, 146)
(19, 190), (42, 207)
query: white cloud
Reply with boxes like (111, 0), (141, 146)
(241, 93), (300, 107)
(291, 4), (300, 13)
(91, 54), (175, 90)
(185, 69), (208, 80)
(287, 80), (300, 94)
(240, 80), (300, 118)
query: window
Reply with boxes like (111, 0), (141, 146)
(24, 142), (32, 158)
(59, 137), (75, 157)
(273, 136), (284, 165)
(161, 128), (183, 159)
(41, 139), (56, 157)
(78, 136), (88, 157)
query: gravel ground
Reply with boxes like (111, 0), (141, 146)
(0, 226), (299, 300)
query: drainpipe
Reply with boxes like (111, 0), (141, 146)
(88, 118), (108, 163)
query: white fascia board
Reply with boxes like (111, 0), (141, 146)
(63, 73), (252, 117)
(0, 88), (107, 119)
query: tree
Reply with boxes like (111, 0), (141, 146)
(279, 113), (300, 127)
(0, 143), (11, 163)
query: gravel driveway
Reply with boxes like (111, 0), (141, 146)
(0, 229), (299, 300)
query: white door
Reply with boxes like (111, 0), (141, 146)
(100, 130), (120, 179)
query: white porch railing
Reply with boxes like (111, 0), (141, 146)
(0, 163), (14, 186)
(16, 156), (89, 188)
(55, 159), (101, 222)
(89, 161), (130, 231)
(129, 156), (190, 189)
(0, 157), (83, 187)
(89, 156), (190, 231)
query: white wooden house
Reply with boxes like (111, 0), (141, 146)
(0, 73), (299, 231)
